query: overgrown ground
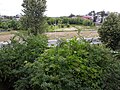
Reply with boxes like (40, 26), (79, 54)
(47, 25), (99, 39)
(46, 31), (98, 40)
(0, 30), (98, 42)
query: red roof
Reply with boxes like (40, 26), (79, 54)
(82, 16), (93, 20)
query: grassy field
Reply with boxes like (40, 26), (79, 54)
(48, 25), (99, 32)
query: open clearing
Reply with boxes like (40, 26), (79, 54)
(46, 31), (99, 40)
(0, 31), (98, 41)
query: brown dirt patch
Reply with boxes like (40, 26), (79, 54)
(0, 31), (99, 41)
(46, 31), (99, 40)
(0, 34), (14, 42)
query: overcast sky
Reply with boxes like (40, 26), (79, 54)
(0, 0), (120, 16)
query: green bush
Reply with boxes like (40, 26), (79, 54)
(1, 37), (120, 90)
(66, 24), (70, 28)
(0, 34), (48, 90)
(83, 19), (93, 26)
(61, 24), (65, 28)
(14, 38), (114, 90)
(103, 60), (120, 90)
(104, 51), (120, 90)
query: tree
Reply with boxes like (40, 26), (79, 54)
(69, 13), (75, 18)
(98, 13), (120, 50)
(0, 18), (1, 26)
(21, 0), (47, 35)
(8, 20), (19, 30)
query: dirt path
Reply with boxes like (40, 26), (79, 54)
(0, 34), (14, 42)
(46, 31), (99, 40)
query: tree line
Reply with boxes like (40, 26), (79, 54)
(0, 16), (94, 31)
(0, 19), (21, 30)
(47, 17), (94, 26)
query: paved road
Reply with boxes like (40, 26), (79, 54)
(48, 40), (58, 47)
(0, 41), (9, 48)
(48, 37), (101, 47)
(0, 40), (58, 48)
(0, 38), (101, 48)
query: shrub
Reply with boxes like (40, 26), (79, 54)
(0, 34), (48, 90)
(102, 50), (120, 90)
(83, 19), (93, 26)
(66, 24), (70, 28)
(1, 37), (120, 90)
(61, 24), (65, 28)
(103, 60), (120, 90)
(15, 38), (114, 90)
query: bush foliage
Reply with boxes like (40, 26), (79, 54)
(14, 38), (119, 90)
(0, 36), (120, 90)
(0, 35), (48, 90)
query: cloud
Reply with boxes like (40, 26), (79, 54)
(0, 0), (23, 15)
(0, 0), (120, 16)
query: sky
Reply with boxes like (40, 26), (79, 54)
(0, 0), (120, 16)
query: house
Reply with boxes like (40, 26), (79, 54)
(86, 11), (109, 24)
(82, 15), (93, 20)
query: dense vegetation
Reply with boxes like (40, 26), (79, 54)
(14, 38), (113, 90)
(0, 34), (48, 90)
(0, 16), (94, 32)
(0, 0), (120, 89)
(0, 19), (20, 30)
(0, 37), (120, 90)
(0, 15), (94, 32)
(47, 17), (94, 27)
